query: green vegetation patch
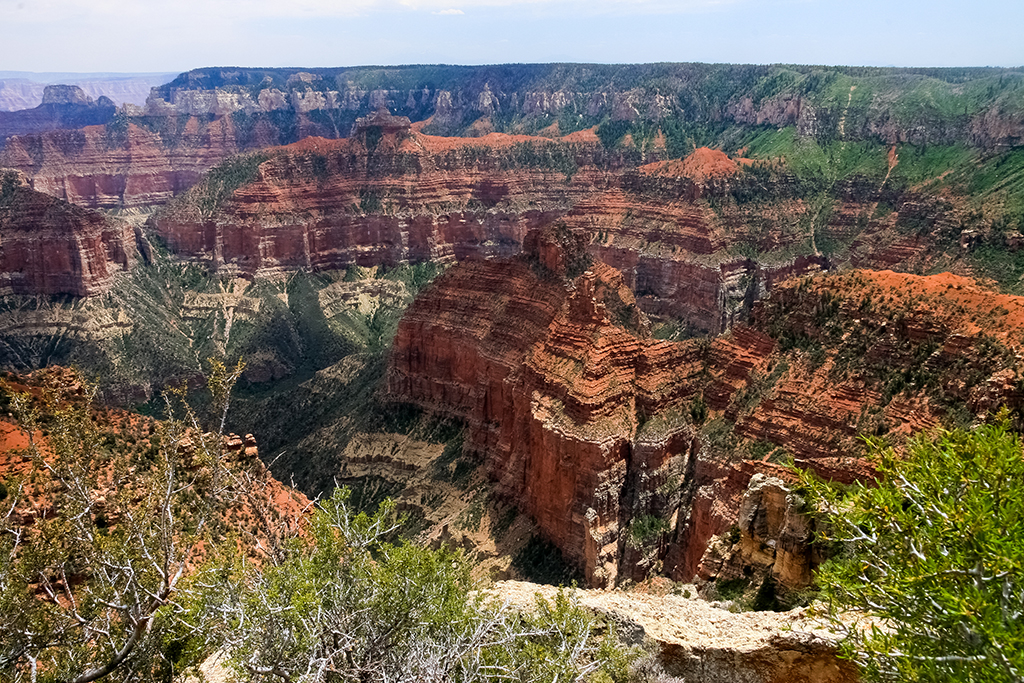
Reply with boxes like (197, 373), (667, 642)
(194, 151), (270, 216)
(801, 413), (1024, 682)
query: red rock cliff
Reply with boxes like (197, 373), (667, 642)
(389, 229), (781, 585)
(0, 120), (252, 209)
(0, 172), (136, 296)
(390, 231), (1024, 588)
(158, 138), (938, 336)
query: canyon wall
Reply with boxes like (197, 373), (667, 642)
(151, 127), (964, 337)
(147, 64), (1024, 148)
(389, 231), (1024, 588)
(5, 63), (1023, 213)
(0, 120), (251, 209)
(0, 171), (136, 296)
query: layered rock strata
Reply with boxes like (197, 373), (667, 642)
(153, 132), (612, 276)
(147, 64), (1024, 148)
(390, 233), (1024, 588)
(389, 231), (798, 585)
(0, 172), (136, 296)
(154, 133), (959, 335)
(147, 118), (982, 338)
(0, 121), (246, 209)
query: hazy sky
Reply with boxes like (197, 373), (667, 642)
(1, 0), (1021, 74)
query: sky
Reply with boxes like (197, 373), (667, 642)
(0, 0), (1021, 74)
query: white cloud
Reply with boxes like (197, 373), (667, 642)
(433, 8), (465, 13)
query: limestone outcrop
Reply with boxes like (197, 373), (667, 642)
(489, 581), (857, 683)
(145, 64), (1024, 149)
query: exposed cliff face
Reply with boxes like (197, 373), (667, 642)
(0, 172), (136, 296)
(0, 121), (247, 209)
(389, 231), (1024, 588)
(389, 229), (682, 585)
(153, 131), (611, 276)
(147, 64), (1024, 149)
(152, 131), (968, 337)
(389, 230), (785, 586)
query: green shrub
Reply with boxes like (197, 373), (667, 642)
(800, 411), (1024, 682)
(183, 488), (628, 682)
(627, 515), (669, 549)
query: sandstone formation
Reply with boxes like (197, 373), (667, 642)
(152, 131), (611, 276)
(0, 85), (116, 142)
(0, 121), (248, 209)
(389, 231), (1024, 588)
(0, 171), (136, 296)
(389, 230), (801, 586)
(150, 125), (966, 336)
(697, 473), (822, 592)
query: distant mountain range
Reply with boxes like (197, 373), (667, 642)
(0, 71), (177, 111)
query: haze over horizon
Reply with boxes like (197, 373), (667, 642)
(0, 0), (1021, 74)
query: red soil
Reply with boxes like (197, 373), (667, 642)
(638, 147), (751, 180)
(560, 126), (600, 144)
(818, 269), (1024, 344)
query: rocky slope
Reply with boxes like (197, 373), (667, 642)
(0, 366), (310, 557)
(0, 170), (136, 296)
(388, 230), (1024, 592)
(0, 229), (449, 409)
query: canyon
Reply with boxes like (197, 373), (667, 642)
(146, 117), (972, 338)
(4, 63), (1023, 213)
(389, 227), (1024, 591)
(1, 61), (1024, 607)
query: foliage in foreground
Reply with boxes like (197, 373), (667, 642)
(179, 486), (636, 683)
(0, 362), (247, 683)
(0, 369), (642, 683)
(800, 413), (1024, 683)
